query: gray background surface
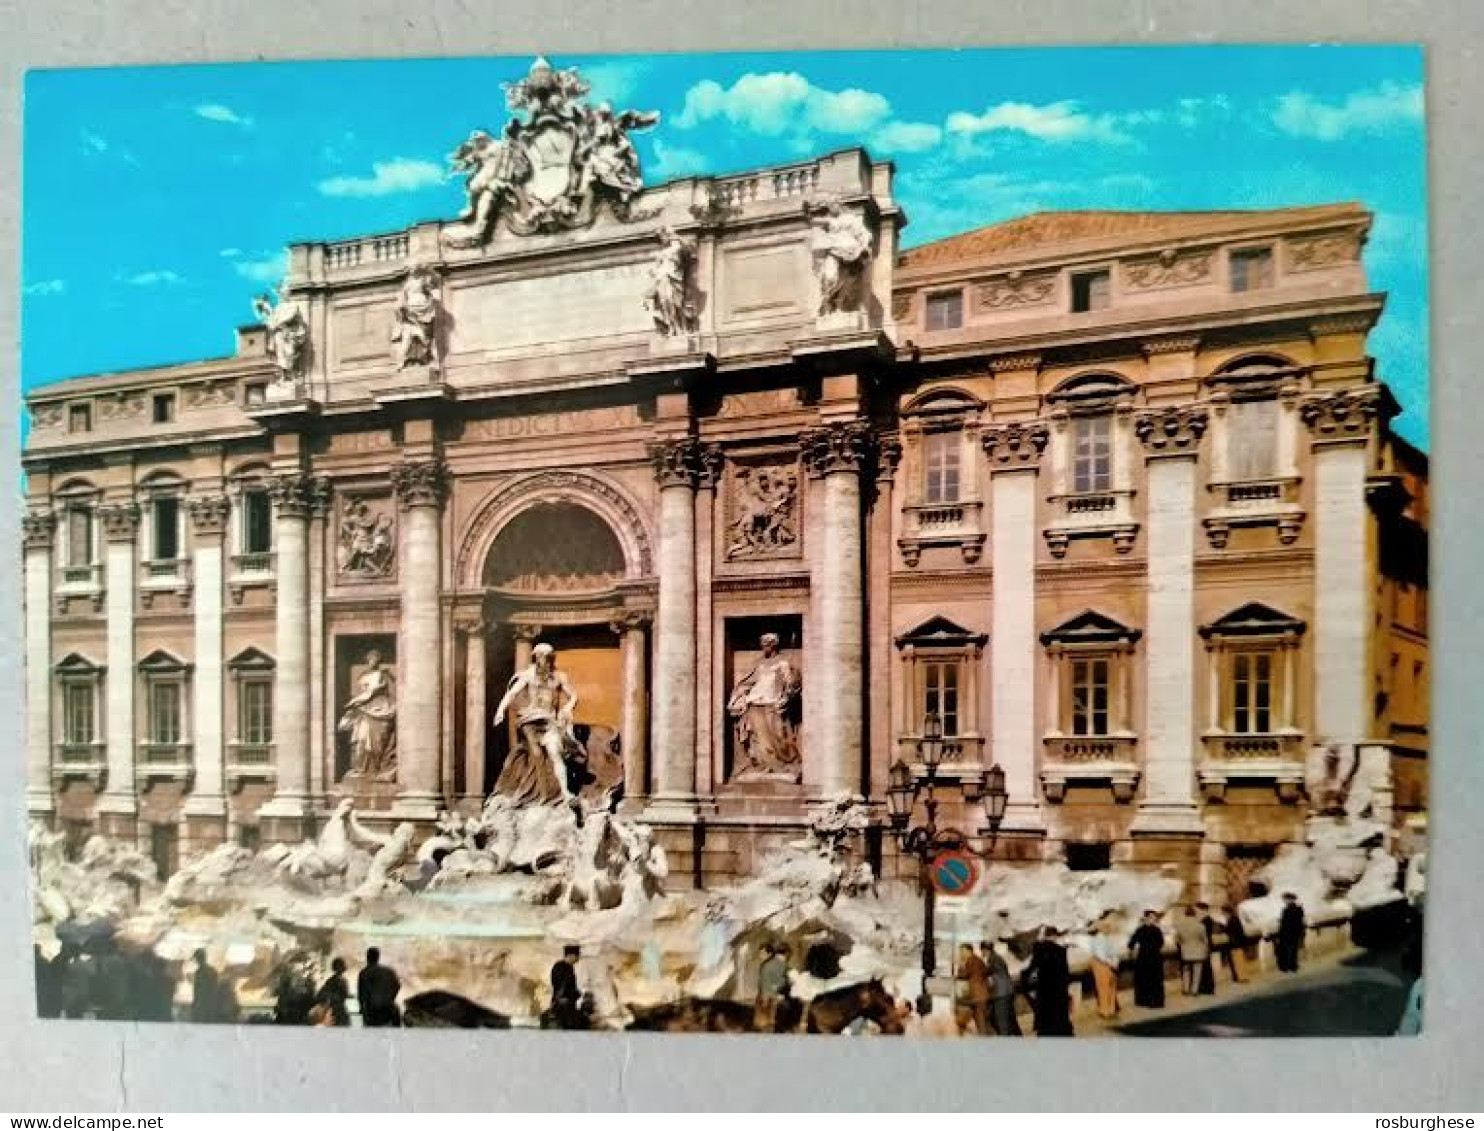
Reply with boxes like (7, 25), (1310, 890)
(0, 0), (1479, 1111)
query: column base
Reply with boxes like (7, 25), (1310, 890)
(1130, 802), (1206, 837)
(391, 793), (443, 823)
(641, 793), (701, 823)
(257, 792), (313, 820)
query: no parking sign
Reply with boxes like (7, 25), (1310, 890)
(930, 849), (979, 896)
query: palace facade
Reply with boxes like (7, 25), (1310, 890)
(20, 71), (1429, 903)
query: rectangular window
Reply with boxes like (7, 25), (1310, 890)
(152, 393), (176, 424)
(1071, 656), (1111, 736)
(1072, 414), (1113, 493)
(1227, 398), (1279, 481)
(66, 506), (94, 568)
(151, 496), (181, 561)
(150, 681), (182, 746)
(68, 404), (92, 434)
(925, 290), (964, 331)
(242, 490), (273, 554)
(1232, 651), (1274, 733)
(244, 383), (267, 407)
(923, 661), (960, 738)
(63, 683), (95, 745)
(1230, 248), (1274, 293)
(1071, 270), (1110, 313)
(923, 431), (962, 504)
(240, 680), (273, 744)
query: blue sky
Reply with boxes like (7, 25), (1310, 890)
(21, 45), (1428, 445)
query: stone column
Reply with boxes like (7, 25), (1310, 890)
(23, 511), (56, 818)
(258, 474), (324, 830)
(800, 421), (872, 797)
(391, 459), (450, 819)
(461, 619), (488, 802)
(646, 438), (700, 812)
(612, 613), (651, 805)
(183, 495), (230, 836)
(694, 444), (723, 799)
(1302, 389), (1384, 747)
(982, 423), (1050, 831)
(1133, 406), (1209, 835)
(96, 501), (141, 828)
(870, 435), (903, 794)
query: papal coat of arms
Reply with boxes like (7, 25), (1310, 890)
(442, 57), (660, 246)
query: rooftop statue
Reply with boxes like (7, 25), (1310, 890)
(442, 57), (660, 247)
(251, 281), (310, 397)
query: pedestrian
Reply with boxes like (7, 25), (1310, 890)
(980, 942), (1020, 1036)
(1175, 904), (1209, 995)
(58, 943), (92, 1019)
(1275, 892), (1306, 973)
(316, 957), (351, 1026)
(357, 947), (403, 1027)
(548, 943), (587, 1030)
(957, 942), (993, 1036)
(1223, 906), (1249, 984)
(1088, 918), (1123, 1020)
(1022, 926), (1074, 1036)
(1128, 909), (1167, 1008)
(190, 948), (235, 1023)
(754, 943), (790, 1033)
(1196, 903), (1217, 995)
(273, 953), (318, 1025)
(34, 945), (62, 1019)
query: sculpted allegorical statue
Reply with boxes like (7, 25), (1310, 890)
(252, 284), (310, 395)
(642, 228), (697, 337)
(580, 102), (660, 217)
(493, 642), (585, 810)
(339, 649), (397, 779)
(808, 200), (873, 316)
(443, 123), (532, 249)
(390, 263), (443, 370)
(727, 633), (803, 781)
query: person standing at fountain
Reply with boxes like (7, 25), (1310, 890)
(754, 943), (791, 1033)
(549, 944), (587, 1030)
(1276, 892), (1307, 973)
(1196, 903), (1218, 995)
(1022, 926), (1074, 1036)
(190, 948), (237, 1024)
(316, 957), (351, 1026)
(1128, 909), (1167, 1009)
(980, 942), (1020, 1036)
(1175, 905), (1209, 996)
(493, 643), (583, 809)
(957, 942), (993, 1036)
(1088, 918), (1123, 1020)
(1222, 905), (1250, 984)
(357, 947), (403, 1027)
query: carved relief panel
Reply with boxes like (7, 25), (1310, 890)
(723, 455), (802, 562)
(335, 492), (397, 581)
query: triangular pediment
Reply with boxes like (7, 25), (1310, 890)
(1199, 602), (1306, 639)
(226, 646), (276, 671)
(895, 616), (987, 649)
(1040, 609), (1141, 647)
(55, 652), (103, 674)
(139, 649), (190, 673)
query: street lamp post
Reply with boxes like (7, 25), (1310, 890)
(886, 712), (1010, 1001)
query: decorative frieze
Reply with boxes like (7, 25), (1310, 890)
(29, 404), (63, 432)
(268, 473), (330, 519)
(391, 459), (451, 510)
(1141, 334), (1202, 357)
(1308, 313), (1376, 338)
(1135, 406), (1208, 454)
(98, 502), (142, 541)
(1123, 248), (1212, 290)
(647, 437), (703, 488)
(1287, 231), (1363, 271)
(96, 392), (146, 422)
(22, 510), (55, 550)
(187, 495), (231, 536)
(981, 421), (1050, 470)
(799, 420), (873, 477)
(987, 351), (1043, 374)
(1300, 387), (1389, 441)
(184, 381), (238, 411)
(891, 292), (914, 322)
(976, 272), (1056, 311)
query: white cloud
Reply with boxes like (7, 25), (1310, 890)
(869, 120), (943, 154)
(122, 269), (185, 287)
(195, 103), (251, 127)
(649, 139), (709, 179)
(80, 131), (109, 155)
(317, 158), (443, 198)
(582, 60), (646, 105)
(675, 72), (890, 136)
(24, 279), (66, 297)
(233, 251), (288, 284)
(1272, 81), (1423, 142)
(945, 99), (1128, 144)
(219, 247), (242, 259)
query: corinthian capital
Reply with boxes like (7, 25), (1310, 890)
(391, 459), (451, 510)
(647, 437), (702, 489)
(187, 494), (231, 536)
(799, 420), (873, 478)
(1300, 386), (1393, 442)
(696, 443), (726, 490)
(1136, 406), (1208, 455)
(981, 421), (1050, 470)
(268, 473), (330, 519)
(22, 510), (55, 551)
(98, 501), (142, 542)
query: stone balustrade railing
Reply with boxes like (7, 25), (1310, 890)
(1203, 733), (1303, 760)
(714, 161), (823, 210)
(1044, 734), (1138, 762)
(325, 233), (411, 272)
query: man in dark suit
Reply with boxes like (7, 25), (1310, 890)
(357, 947), (402, 1027)
(549, 944), (586, 1029)
(1276, 893), (1307, 973)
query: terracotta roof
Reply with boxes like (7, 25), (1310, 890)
(898, 204), (1364, 269)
